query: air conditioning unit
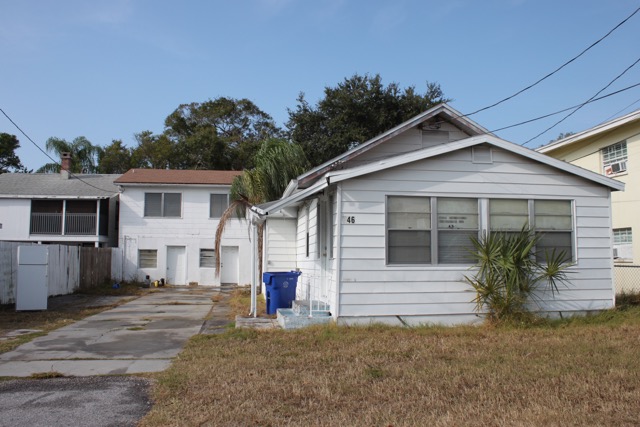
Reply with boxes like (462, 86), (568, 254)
(613, 248), (619, 258)
(604, 161), (627, 176)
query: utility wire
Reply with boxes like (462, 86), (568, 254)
(522, 55), (640, 146)
(488, 81), (640, 133)
(464, 5), (640, 118)
(0, 107), (117, 193)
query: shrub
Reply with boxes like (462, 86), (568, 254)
(465, 226), (572, 322)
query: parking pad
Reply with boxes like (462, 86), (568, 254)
(0, 287), (217, 377)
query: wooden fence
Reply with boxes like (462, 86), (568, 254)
(79, 247), (111, 290)
(0, 243), (115, 304)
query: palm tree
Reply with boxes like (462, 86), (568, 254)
(214, 138), (310, 276)
(37, 136), (102, 173)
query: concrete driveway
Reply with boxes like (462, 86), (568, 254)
(0, 287), (216, 377)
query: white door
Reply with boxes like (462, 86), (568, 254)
(220, 246), (239, 285)
(166, 246), (186, 285)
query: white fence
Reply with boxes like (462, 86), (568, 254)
(1, 242), (81, 304)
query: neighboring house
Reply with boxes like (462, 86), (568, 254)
(0, 155), (120, 247)
(251, 103), (624, 326)
(537, 109), (640, 265)
(114, 169), (250, 286)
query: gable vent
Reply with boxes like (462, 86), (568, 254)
(472, 146), (493, 164)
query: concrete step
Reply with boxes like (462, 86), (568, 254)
(276, 308), (332, 330)
(292, 300), (331, 316)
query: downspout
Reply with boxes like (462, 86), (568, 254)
(333, 183), (343, 321)
(249, 208), (266, 317)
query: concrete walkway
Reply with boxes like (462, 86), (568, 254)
(0, 287), (216, 377)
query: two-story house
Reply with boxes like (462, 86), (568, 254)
(0, 154), (120, 247)
(114, 169), (250, 286)
(537, 109), (640, 265)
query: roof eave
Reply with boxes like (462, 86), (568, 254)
(296, 103), (491, 188)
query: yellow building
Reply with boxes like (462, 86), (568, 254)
(538, 109), (640, 274)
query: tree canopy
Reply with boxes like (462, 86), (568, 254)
(287, 73), (449, 166)
(98, 139), (133, 174)
(37, 136), (101, 173)
(163, 97), (282, 170)
(0, 133), (27, 173)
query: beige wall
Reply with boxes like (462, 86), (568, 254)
(544, 121), (640, 264)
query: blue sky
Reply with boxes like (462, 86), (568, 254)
(2, 0), (639, 171)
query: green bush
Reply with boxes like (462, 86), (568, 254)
(465, 226), (572, 322)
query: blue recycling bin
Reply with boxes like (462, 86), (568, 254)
(263, 271), (302, 314)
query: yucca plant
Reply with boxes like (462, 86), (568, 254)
(465, 225), (572, 322)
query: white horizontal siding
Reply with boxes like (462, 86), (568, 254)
(265, 218), (297, 271)
(336, 145), (615, 322)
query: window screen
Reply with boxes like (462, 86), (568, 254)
(144, 193), (181, 217)
(144, 193), (162, 217)
(490, 199), (528, 231)
(387, 196), (431, 264)
(139, 249), (157, 268)
(210, 194), (228, 218)
(437, 198), (478, 264)
(200, 249), (216, 268)
(534, 200), (572, 262)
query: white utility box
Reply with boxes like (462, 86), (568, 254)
(16, 245), (49, 311)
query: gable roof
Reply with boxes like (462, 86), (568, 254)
(114, 169), (243, 185)
(296, 103), (492, 188)
(0, 173), (121, 199)
(252, 134), (624, 217)
(537, 108), (640, 154)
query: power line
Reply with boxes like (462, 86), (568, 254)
(522, 55), (640, 146)
(488, 81), (640, 133)
(464, 5), (640, 118)
(0, 107), (117, 193)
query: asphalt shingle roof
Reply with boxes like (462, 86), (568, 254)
(0, 173), (121, 198)
(114, 169), (242, 185)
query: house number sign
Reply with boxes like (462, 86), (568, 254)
(343, 216), (356, 224)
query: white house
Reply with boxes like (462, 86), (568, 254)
(251, 103), (624, 326)
(0, 155), (120, 247)
(115, 169), (251, 286)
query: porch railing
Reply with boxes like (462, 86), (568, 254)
(30, 212), (97, 236)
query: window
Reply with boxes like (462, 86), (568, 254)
(144, 193), (181, 217)
(437, 198), (478, 264)
(602, 141), (627, 176)
(200, 249), (216, 268)
(210, 194), (228, 219)
(139, 249), (157, 268)
(386, 196), (574, 265)
(613, 228), (632, 245)
(534, 200), (573, 262)
(490, 199), (528, 232)
(387, 196), (431, 264)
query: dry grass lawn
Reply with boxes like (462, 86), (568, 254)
(141, 307), (640, 427)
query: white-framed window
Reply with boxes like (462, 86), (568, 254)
(144, 193), (181, 217)
(387, 196), (431, 264)
(437, 198), (479, 264)
(209, 194), (229, 219)
(534, 200), (573, 262)
(613, 227), (633, 245)
(386, 196), (574, 265)
(199, 249), (216, 268)
(602, 141), (627, 176)
(138, 249), (157, 268)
